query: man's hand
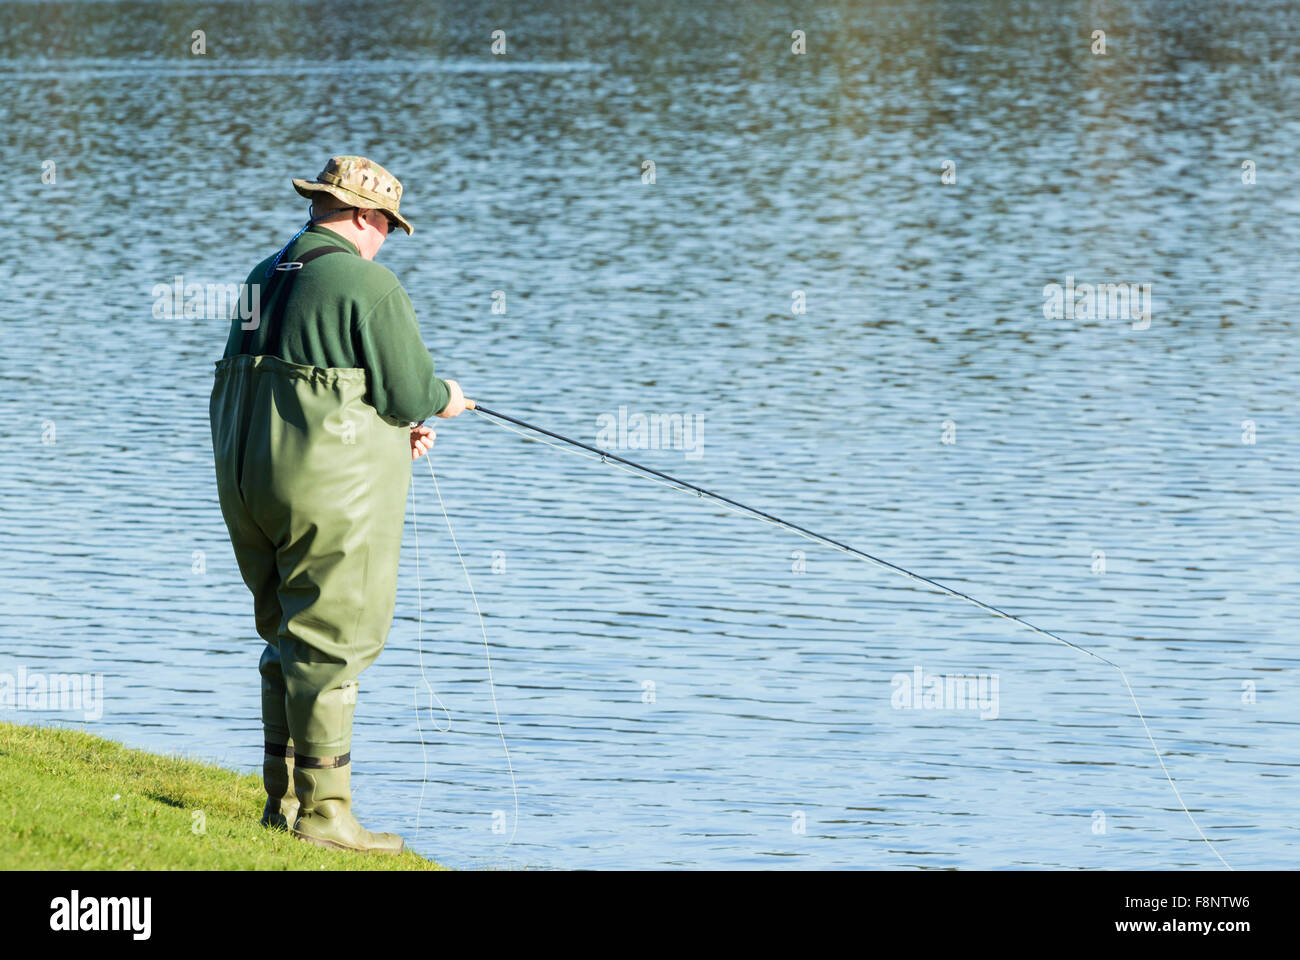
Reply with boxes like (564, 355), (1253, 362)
(437, 379), (468, 418)
(410, 424), (436, 460)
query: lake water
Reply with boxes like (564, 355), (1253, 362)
(2, 0), (1297, 869)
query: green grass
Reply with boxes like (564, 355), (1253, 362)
(0, 722), (445, 870)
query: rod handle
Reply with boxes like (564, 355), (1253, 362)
(465, 398), (477, 410)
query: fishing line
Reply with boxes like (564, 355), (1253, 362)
(411, 451), (519, 848)
(469, 404), (1232, 870)
(410, 470), (451, 843)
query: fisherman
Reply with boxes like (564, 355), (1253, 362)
(209, 156), (467, 854)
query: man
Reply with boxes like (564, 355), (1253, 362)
(210, 155), (467, 855)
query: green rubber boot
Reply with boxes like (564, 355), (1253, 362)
(287, 681), (403, 854)
(259, 648), (299, 829)
(292, 761), (403, 855)
(260, 741), (299, 829)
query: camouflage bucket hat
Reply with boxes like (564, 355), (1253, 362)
(292, 155), (413, 235)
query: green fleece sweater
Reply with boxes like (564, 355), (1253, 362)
(222, 225), (451, 423)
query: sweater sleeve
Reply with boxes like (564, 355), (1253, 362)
(355, 284), (452, 424)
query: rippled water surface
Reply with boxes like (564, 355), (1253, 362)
(2, 0), (1298, 869)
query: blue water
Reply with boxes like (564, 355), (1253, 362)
(1, 0), (1297, 869)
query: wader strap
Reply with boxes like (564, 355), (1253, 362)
(294, 752), (350, 770)
(264, 742), (295, 759)
(240, 245), (348, 356)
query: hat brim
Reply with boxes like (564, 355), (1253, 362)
(292, 178), (414, 235)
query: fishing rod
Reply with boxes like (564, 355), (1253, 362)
(458, 399), (1233, 870)
(470, 402), (1106, 665)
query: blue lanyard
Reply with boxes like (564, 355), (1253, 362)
(265, 206), (348, 278)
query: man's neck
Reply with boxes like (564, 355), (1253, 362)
(312, 222), (370, 260)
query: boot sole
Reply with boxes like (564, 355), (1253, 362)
(261, 810), (300, 830)
(292, 831), (403, 856)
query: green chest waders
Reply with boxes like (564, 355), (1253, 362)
(210, 247), (410, 851)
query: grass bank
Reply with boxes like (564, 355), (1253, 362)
(0, 722), (444, 870)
